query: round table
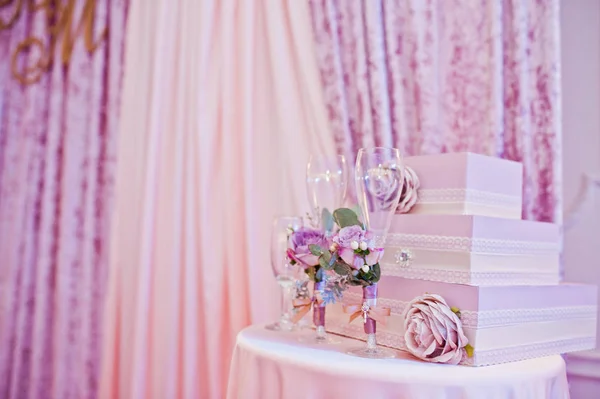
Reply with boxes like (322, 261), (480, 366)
(226, 325), (569, 399)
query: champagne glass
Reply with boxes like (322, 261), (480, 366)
(348, 147), (404, 359)
(355, 147), (404, 246)
(306, 155), (348, 233)
(265, 216), (303, 331)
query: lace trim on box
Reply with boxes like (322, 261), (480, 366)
(327, 322), (596, 366)
(386, 234), (559, 254)
(380, 263), (559, 286)
(417, 188), (521, 208)
(341, 292), (596, 328)
(465, 337), (596, 366)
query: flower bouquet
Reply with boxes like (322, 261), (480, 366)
(305, 207), (394, 358)
(286, 227), (342, 343)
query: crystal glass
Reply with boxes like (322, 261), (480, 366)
(306, 155), (348, 233)
(265, 216), (303, 331)
(297, 281), (340, 344)
(348, 147), (404, 358)
(355, 147), (404, 246)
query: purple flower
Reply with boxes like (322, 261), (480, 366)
(287, 228), (329, 269)
(403, 294), (469, 365)
(332, 225), (383, 270)
(333, 225), (371, 248)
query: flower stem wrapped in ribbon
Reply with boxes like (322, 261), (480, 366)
(320, 208), (390, 333)
(343, 300), (391, 334)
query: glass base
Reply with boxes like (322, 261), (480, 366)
(346, 346), (396, 359)
(297, 326), (341, 344)
(298, 334), (341, 345)
(265, 321), (294, 332)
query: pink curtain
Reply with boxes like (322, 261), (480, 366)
(309, 0), (562, 223)
(0, 1), (128, 398)
(99, 1), (335, 398)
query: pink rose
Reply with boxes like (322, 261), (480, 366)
(333, 226), (384, 270)
(403, 294), (469, 365)
(287, 228), (329, 269)
(364, 246), (383, 266)
(397, 166), (419, 214)
(332, 225), (370, 248)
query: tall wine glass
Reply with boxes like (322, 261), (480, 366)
(306, 155), (348, 233)
(355, 147), (404, 246)
(348, 147), (404, 359)
(265, 216), (303, 331)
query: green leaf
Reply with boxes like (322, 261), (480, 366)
(321, 248), (332, 263)
(309, 244), (323, 256)
(321, 208), (334, 233)
(450, 306), (462, 318)
(333, 262), (352, 276)
(464, 344), (474, 358)
(333, 208), (362, 228)
(306, 267), (316, 282)
(372, 263), (381, 283)
(319, 256), (333, 271)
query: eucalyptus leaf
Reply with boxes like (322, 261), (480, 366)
(333, 262), (352, 276)
(309, 244), (323, 256)
(350, 205), (366, 229)
(321, 248), (332, 263)
(372, 263), (381, 283)
(358, 279), (370, 287)
(319, 256), (333, 271)
(333, 208), (362, 228)
(321, 208), (335, 233)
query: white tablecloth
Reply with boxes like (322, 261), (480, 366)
(227, 325), (569, 399)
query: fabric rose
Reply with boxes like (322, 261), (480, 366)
(332, 225), (369, 248)
(332, 225), (383, 269)
(287, 228), (329, 269)
(397, 166), (420, 214)
(403, 294), (468, 365)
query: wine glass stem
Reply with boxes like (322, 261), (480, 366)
(366, 333), (377, 350)
(316, 326), (326, 339)
(279, 285), (292, 324)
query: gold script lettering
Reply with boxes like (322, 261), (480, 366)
(6, 0), (107, 85)
(0, 0), (24, 31)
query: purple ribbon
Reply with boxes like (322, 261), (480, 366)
(363, 283), (378, 334)
(313, 281), (326, 327)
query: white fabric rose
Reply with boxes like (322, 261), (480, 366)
(403, 294), (469, 365)
(397, 166), (419, 213)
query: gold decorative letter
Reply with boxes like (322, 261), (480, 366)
(9, 0), (107, 85)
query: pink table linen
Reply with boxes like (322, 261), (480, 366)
(227, 325), (569, 399)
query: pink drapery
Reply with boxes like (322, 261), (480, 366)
(99, 0), (334, 398)
(309, 0), (562, 223)
(0, 1), (128, 398)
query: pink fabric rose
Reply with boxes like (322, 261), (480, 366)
(333, 225), (383, 269)
(287, 228), (329, 269)
(403, 294), (469, 365)
(397, 166), (420, 214)
(332, 225), (369, 248)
